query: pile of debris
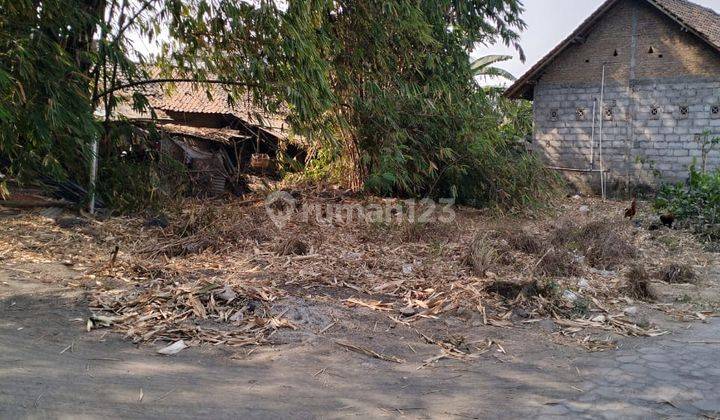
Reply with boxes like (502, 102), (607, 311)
(89, 275), (291, 346)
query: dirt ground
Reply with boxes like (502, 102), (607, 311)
(0, 262), (570, 418)
(1, 196), (719, 418)
(2, 263), (720, 419)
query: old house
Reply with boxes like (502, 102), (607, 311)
(505, 0), (720, 193)
(108, 82), (303, 196)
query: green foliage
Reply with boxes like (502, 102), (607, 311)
(272, 0), (553, 207)
(656, 165), (720, 244)
(285, 146), (346, 186)
(354, 82), (553, 207)
(695, 130), (720, 173)
(1, 0), (554, 212)
(470, 54), (516, 81)
(0, 0), (98, 183)
(94, 122), (188, 212)
(491, 89), (534, 140)
(97, 146), (189, 213)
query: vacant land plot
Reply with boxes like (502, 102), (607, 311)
(1, 195), (718, 418)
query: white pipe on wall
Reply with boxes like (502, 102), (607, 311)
(590, 98), (597, 169)
(598, 65), (607, 200)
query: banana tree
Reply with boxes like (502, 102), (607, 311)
(470, 54), (516, 81)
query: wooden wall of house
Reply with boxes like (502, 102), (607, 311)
(164, 111), (232, 129)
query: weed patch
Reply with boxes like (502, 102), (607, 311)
(624, 265), (655, 301)
(535, 249), (581, 277)
(656, 165), (720, 244)
(552, 220), (636, 270)
(660, 263), (697, 284)
(504, 229), (543, 254)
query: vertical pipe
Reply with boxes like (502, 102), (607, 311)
(89, 135), (99, 214)
(627, 7), (639, 195)
(599, 65), (606, 200)
(590, 98), (597, 169)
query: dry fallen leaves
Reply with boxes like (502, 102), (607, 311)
(0, 192), (716, 352)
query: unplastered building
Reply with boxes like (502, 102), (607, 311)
(505, 0), (720, 194)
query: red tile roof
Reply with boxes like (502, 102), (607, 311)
(150, 82), (289, 139)
(652, 0), (720, 50)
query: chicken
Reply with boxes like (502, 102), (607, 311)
(624, 197), (637, 220)
(660, 212), (675, 228)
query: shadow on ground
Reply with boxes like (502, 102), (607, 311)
(1, 274), (719, 419)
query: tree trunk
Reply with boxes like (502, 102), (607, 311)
(67, 0), (107, 75)
(345, 133), (366, 192)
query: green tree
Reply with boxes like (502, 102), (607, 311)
(1, 0), (552, 209)
(0, 1), (99, 189)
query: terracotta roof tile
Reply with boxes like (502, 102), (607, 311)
(150, 82), (289, 139)
(651, 0), (720, 50)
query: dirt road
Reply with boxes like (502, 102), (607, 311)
(1, 265), (719, 419)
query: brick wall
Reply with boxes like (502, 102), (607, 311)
(533, 0), (720, 191)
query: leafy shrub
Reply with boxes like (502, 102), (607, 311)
(97, 153), (188, 214)
(656, 165), (720, 244)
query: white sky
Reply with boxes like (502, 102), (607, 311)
(128, 0), (720, 85)
(474, 0), (720, 87)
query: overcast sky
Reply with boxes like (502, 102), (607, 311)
(473, 0), (720, 86)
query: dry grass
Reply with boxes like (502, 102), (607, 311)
(504, 229), (543, 255)
(397, 221), (459, 244)
(535, 249), (581, 277)
(2, 193), (710, 351)
(360, 219), (461, 245)
(465, 233), (497, 277)
(140, 201), (270, 257)
(552, 219), (637, 270)
(275, 238), (310, 256)
(624, 265), (655, 301)
(660, 263), (697, 284)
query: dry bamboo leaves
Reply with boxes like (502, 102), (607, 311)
(89, 278), (294, 346)
(0, 194), (716, 353)
(335, 341), (405, 364)
(343, 298), (393, 312)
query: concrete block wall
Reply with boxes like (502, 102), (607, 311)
(534, 78), (720, 187)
